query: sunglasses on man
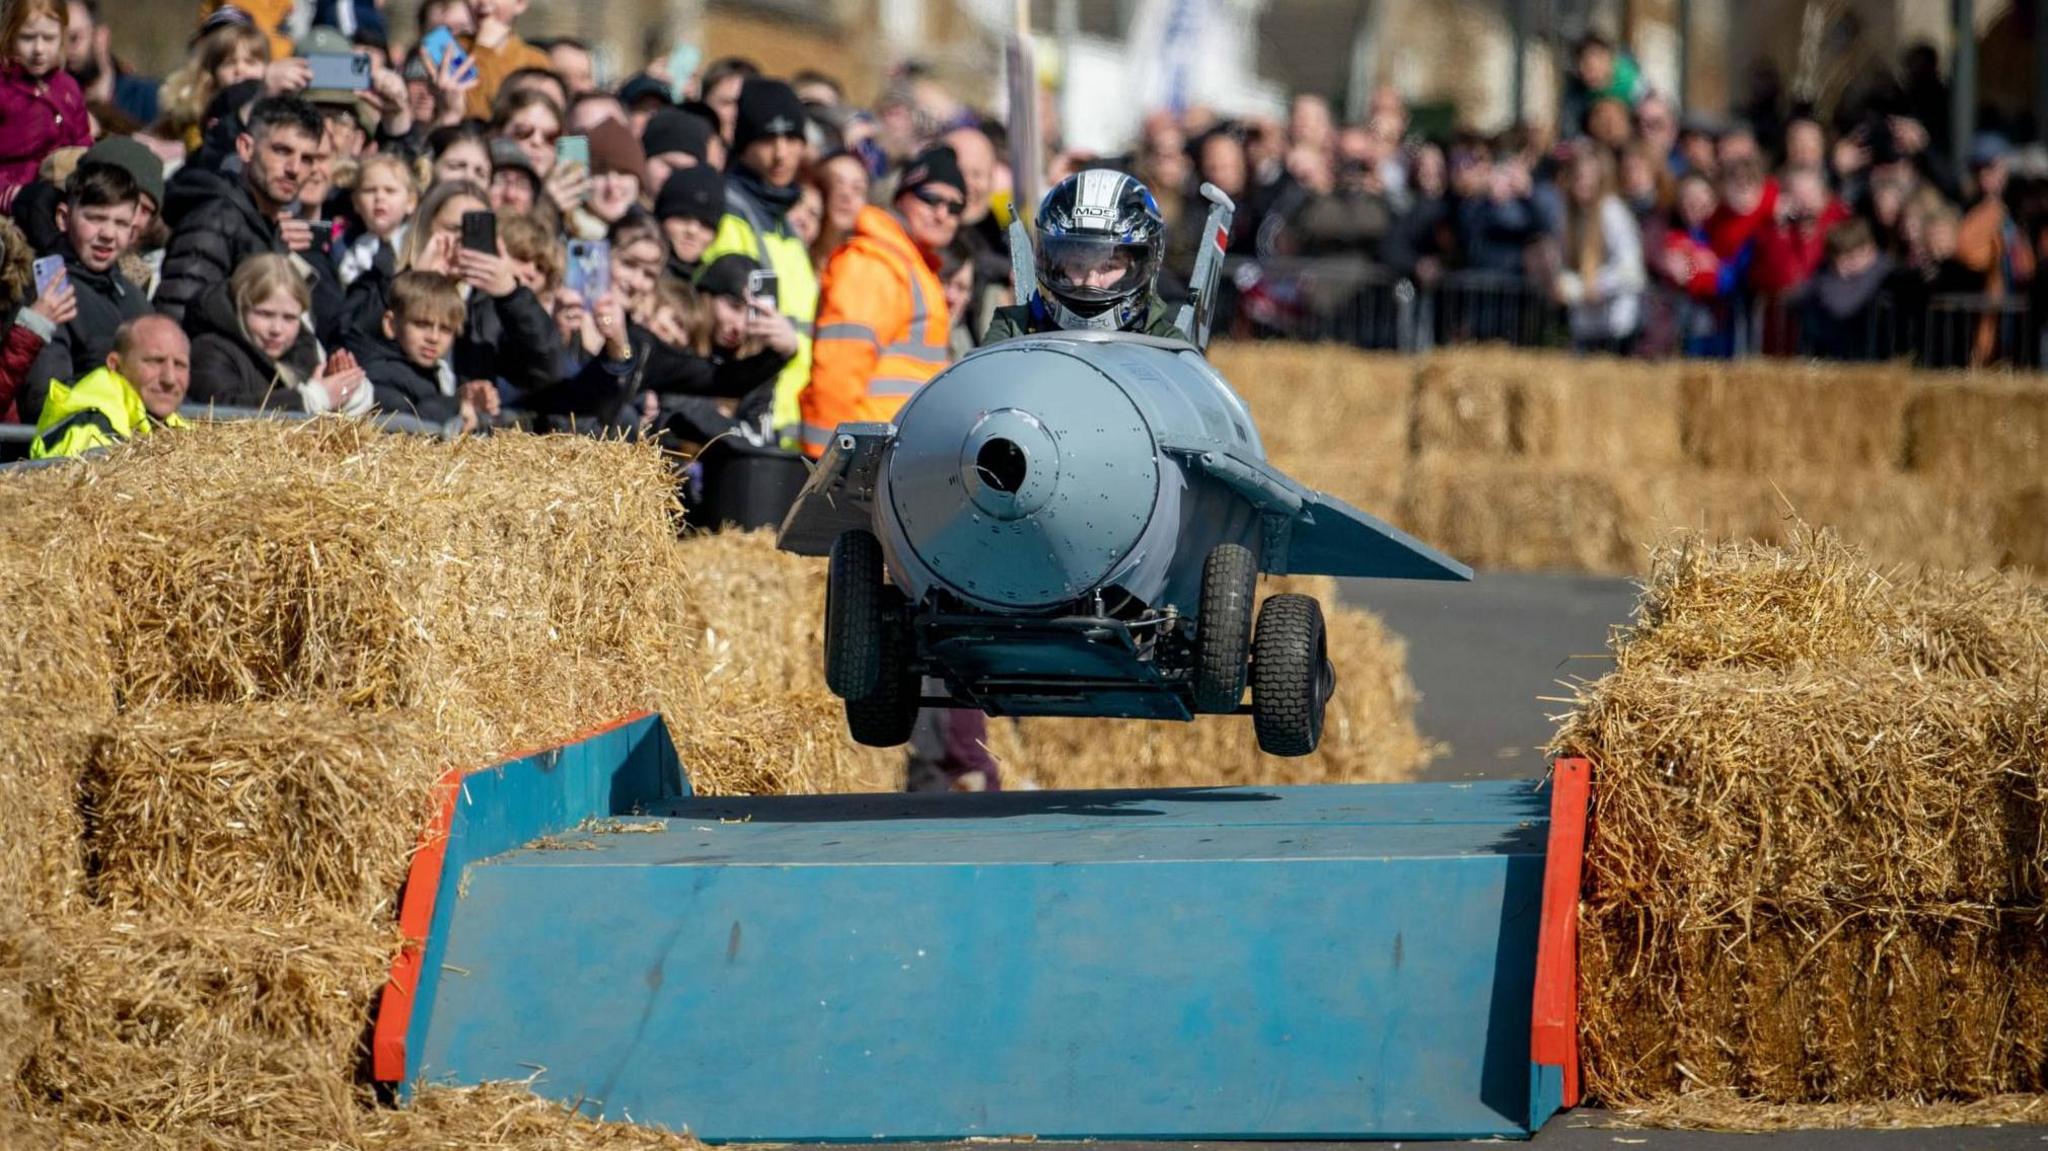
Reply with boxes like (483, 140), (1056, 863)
(910, 187), (966, 217)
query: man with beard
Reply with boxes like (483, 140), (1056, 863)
(63, 0), (158, 127)
(700, 77), (817, 444)
(156, 95), (343, 342)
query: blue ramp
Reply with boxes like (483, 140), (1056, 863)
(383, 718), (1571, 1142)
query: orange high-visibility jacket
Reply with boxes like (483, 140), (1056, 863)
(800, 206), (951, 457)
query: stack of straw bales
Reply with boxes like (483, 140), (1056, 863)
(1554, 527), (2048, 1120)
(0, 419), (1428, 1147)
(1217, 344), (2046, 577)
(0, 422), (745, 1147)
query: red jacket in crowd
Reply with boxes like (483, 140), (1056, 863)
(0, 62), (90, 213)
(1751, 199), (1853, 295)
(0, 321), (47, 424)
(1704, 178), (1780, 263)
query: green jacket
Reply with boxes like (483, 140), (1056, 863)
(31, 366), (183, 460)
(984, 294), (1189, 344)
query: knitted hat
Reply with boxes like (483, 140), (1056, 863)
(617, 73), (673, 109)
(488, 137), (537, 180)
(654, 165), (725, 229)
(82, 135), (165, 207)
(641, 107), (714, 165)
(587, 117), (648, 186)
(731, 78), (806, 153)
(895, 144), (966, 200)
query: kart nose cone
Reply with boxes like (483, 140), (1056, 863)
(888, 345), (1160, 611)
(962, 408), (1057, 520)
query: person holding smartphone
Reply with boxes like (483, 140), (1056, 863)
(19, 160), (148, 424)
(697, 77), (817, 447)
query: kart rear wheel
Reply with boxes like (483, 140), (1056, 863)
(826, 529), (886, 700)
(846, 586), (920, 748)
(1193, 543), (1257, 713)
(1251, 593), (1332, 757)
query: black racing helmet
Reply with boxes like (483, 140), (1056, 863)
(1033, 169), (1165, 331)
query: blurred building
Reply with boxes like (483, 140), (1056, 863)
(104, 0), (2046, 154)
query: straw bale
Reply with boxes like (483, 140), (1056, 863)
(0, 465), (115, 719)
(1613, 530), (2048, 677)
(1996, 485), (2048, 571)
(1557, 666), (2045, 919)
(1608, 1089), (2048, 1132)
(1558, 528), (2048, 1110)
(0, 719), (102, 919)
(0, 915), (56, 1089)
(667, 529), (900, 796)
(1212, 343), (1412, 516)
(984, 576), (1431, 789)
(85, 705), (441, 920)
(1902, 376), (2048, 480)
(1677, 361), (1912, 474)
(17, 911), (394, 1139)
(77, 423), (429, 709)
(1398, 457), (1636, 573)
(1504, 354), (1684, 474)
(1410, 352), (1514, 456)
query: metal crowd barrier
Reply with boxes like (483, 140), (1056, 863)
(1221, 256), (2045, 370)
(0, 404), (458, 471)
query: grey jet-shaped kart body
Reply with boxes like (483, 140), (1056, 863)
(776, 328), (1471, 756)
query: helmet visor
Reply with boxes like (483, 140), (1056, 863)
(1038, 234), (1154, 303)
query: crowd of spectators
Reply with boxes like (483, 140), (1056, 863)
(0, 4), (2038, 478)
(0, 0), (1025, 472)
(1152, 35), (2048, 367)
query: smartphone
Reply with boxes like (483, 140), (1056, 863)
(564, 239), (611, 301)
(460, 210), (497, 254)
(418, 26), (476, 83)
(31, 255), (64, 295)
(744, 268), (779, 308)
(554, 134), (589, 173)
(304, 52), (373, 92)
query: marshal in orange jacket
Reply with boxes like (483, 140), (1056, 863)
(799, 205), (951, 457)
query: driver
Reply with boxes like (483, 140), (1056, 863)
(985, 168), (1188, 341)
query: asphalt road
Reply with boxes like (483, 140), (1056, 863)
(1338, 569), (1641, 782)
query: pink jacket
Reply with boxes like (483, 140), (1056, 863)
(0, 63), (89, 214)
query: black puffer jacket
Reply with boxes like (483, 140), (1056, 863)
(156, 169), (346, 341)
(19, 242), (148, 423)
(352, 329), (455, 423)
(340, 264), (563, 398)
(184, 279), (323, 410)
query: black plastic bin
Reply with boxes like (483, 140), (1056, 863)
(691, 438), (811, 530)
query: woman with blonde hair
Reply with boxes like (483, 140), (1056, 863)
(187, 254), (371, 413)
(1554, 144), (1644, 353)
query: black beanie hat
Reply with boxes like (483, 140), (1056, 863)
(655, 165), (726, 229)
(642, 107), (715, 164)
(695, 253), (761, 299)
(895, 144), (967, 200)
(731, 78), (806, 153)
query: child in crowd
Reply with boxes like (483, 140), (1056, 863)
(187, 253), (370, 413)
(157, 20), (272, 152)
(338, 154), (420, 287)
(354, 268), (487, 427)
(0, 0), (91, 213)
